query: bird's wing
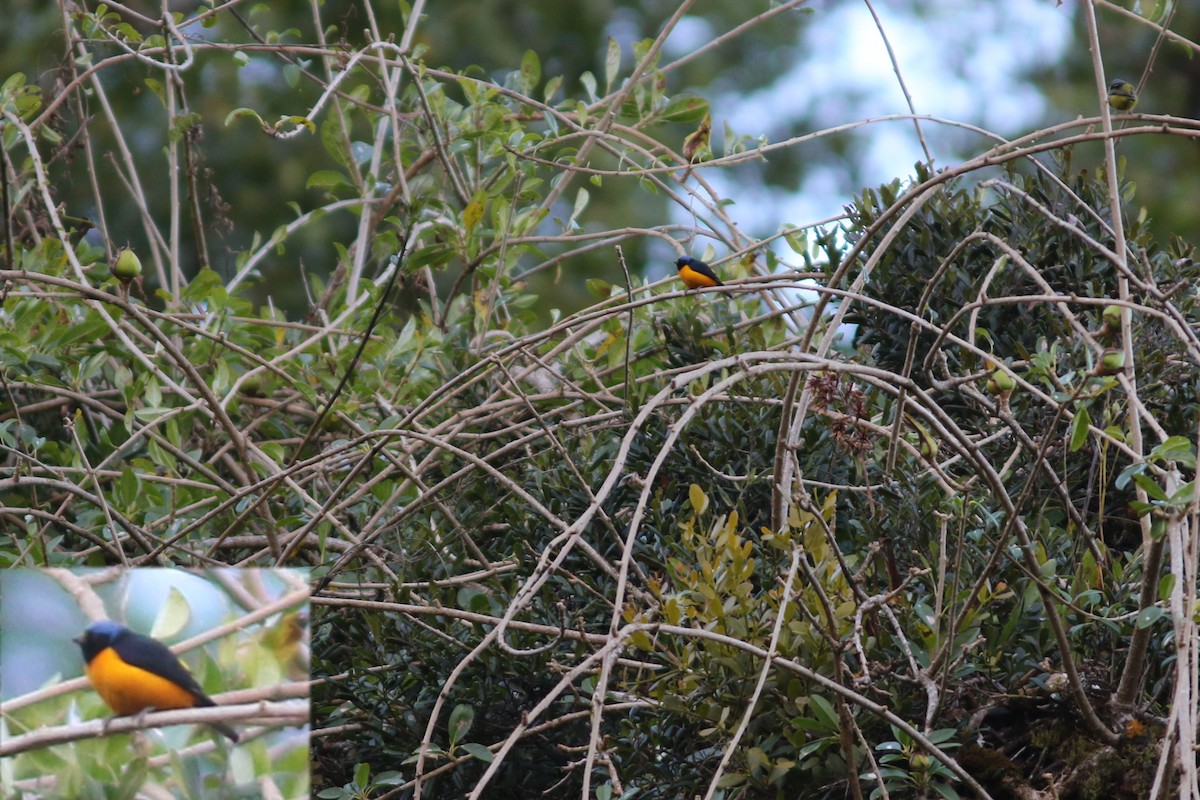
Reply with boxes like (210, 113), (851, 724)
(116, 634), (214, 704)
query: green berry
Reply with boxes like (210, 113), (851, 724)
(1096, 348), (1125, 376)
(113, 248), (142, 282)
(987, 368), (1016, 394)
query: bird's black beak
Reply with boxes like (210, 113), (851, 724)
(71, 633), (84, 645)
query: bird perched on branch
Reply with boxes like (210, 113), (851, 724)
(675, 256), (723, 290)
(1107, 79), (1137, 112)
(74, 620), (239, 742)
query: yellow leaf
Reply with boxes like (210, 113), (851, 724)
(463, 190), (486, 234)
(629, 630), (654, 651)
(664, 597), (681, 625)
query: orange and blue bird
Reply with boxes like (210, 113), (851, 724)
(675, 256), (723, 290)
(74, 620), (239, 742)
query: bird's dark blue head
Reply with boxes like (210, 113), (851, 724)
(74, 620), (130, 661)
(675, 257), (692, 269)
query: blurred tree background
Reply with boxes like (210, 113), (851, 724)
(0, 0), (809, 317)
(7, 0), (1192, 320)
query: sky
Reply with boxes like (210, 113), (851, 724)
(663, 0), (1074, 245)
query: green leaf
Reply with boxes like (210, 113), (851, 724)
(1159, 573), (1176, 602)
(579, 72), (597, 103)
(460, 743), (494, 763)
(1151, 518), (1167, 539)
(1168, 480), (1196, 507)
(60, 314), (112, 348)
(808, 693), (838, 729)
(1115, 461), (1144, 491)
(1131, 473), (1168, 501)
(143, 376), (162, 408)
(933, 783), (962, 800)
(321, 109), (350, 168)
(1129, 500), (1153, 518)
(144, 77), (165, 105)
(145, 437), (177, 473)
(306, 170), (349, 191)
(604, 37), (621, 94)
(224, 107), (266, 130)
(927, 728), (960, 745)
(1135, 606), (1165, 629)
(566, 187), (588, 229)
(115, 22), (143, 43)
(783, 225), (807, 255)
(657, 94), (709, 123)
(448, 703), (474, 746)
(1149, 436), (1196, 468)
(150, 587), (193, 639)
(1, 72), (27, 93)
(519, 49), (540, 94)
(716, 772), (746, 788)
(797, 739), (829, 758)
(1069, 406), (1090, 452)
(585, 278), (612, 298)
(112, 467), (141, 509)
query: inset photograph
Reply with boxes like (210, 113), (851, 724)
(0, 568), (310, 799)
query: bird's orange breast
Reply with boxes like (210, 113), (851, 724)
(85, 647), (200, 715)
(678, 265), (720, 289)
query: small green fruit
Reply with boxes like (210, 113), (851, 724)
(1095, 348), (1125, 376)
(113, 248), (142, 282)
(986, 368), (1016, 394)
(1102, 304), (1122, 331)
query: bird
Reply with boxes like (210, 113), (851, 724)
(74, 620), (239, 742)
(675, 256), (723, 290)
(1107, 79), (1137, 112)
